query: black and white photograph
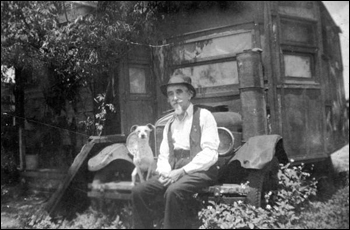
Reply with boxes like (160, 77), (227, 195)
(1, 1), (348, 229)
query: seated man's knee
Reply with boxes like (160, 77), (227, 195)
(164, 184), (183, 199)
(131, 183), (144, 198)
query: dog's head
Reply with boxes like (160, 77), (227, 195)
(130, 123), (155, 140)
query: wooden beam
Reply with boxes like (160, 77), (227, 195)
(88, 181), (133, 191)
(202, 184), (249, 196)
(207, 196), (246, 205)
(88, 134), (126, 143)
(87, 191), (131, 200)
(43, 140), (96, 217)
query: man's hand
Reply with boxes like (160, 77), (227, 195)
(158, 175), (172, 186)
(168, 168), (186, 183)
(158, 172), (172, 186)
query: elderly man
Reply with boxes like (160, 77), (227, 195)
(131, 74), (220, 229)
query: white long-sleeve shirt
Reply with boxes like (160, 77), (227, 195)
(156, 103), (220, 175)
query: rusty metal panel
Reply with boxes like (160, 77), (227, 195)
(172, 32), (252, 63)
(278, 1), (317, 20)
(283, 54), (312, 78)
(280, 88), (326, 162)
(280, 19), (316, 46)
(237, 50), (267, 142)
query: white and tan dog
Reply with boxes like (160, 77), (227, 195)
(128, 124), (155, 186)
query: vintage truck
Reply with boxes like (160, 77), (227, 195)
(84, 50), (289, 211)
(86, 109), (284, 209)
(41, 2), (348, 220)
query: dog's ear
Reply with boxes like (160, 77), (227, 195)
(130, 125), (138, 133)
(146, 123), (155, 131)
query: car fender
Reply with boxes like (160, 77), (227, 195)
(228, 134), (282, 169)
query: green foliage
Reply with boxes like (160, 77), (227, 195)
(1, 1), (239, 84)
(299, 185), (349, 229)
(29, 205), (132, 229)
(29, 214), (62, 229)
(269, 163), (318, 211)
(1, 1), (169, 119)
(198, 163), (319, 229)
(1, 1), (166, 80)
(94, 93), (116, 136)
(1, 1), (59, 68)
(3, 171), (348, 229)
(199, 200), (275, 229)
(28, 198), (134, 229)
(78, 93), (116, 136)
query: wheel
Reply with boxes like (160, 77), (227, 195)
(246, 169), (264, 207)
(313, 156), (337, 200)
(246, 157), (279, 207)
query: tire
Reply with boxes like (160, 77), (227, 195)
(313, 156), (337, 200)
(246, 169), (264, 207)
(246, 157), (279, 207)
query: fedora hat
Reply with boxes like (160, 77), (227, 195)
(160, 74), (196, 98)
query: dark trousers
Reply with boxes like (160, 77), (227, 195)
(132, 171), (216, 229)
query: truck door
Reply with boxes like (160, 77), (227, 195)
(268, 13), (328, 163)
(279, 84), (326, 162)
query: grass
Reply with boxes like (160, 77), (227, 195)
(298, 185), (349, 229)
(1, 171), (349, 229)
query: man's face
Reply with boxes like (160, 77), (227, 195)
(167, 85), (193, 115)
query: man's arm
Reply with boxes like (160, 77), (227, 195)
(182, 109), (220, 174)
(156, 122), (172, 176)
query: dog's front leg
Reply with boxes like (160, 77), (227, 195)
(131, 167), (138, 186)
(146, 166), (152, 181)
(137, 167), (145, 183)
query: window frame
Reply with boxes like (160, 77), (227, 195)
(280, 18), (317, 47)
(168, 27), (255, 98)
(277, 1), (317, 20)
(279, 16), (318, 83)
(282, 50), (316, 81)
(127, 63), (152, 99)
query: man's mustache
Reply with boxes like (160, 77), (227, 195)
(173, 100), (183, 104)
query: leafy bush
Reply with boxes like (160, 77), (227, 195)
(199, 163), (319, 229)
(199, 200), (275, 229)
(265, 163), (318, 228)
(275, 163), (318, 210)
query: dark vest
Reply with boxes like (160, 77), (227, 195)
(167, 106), (218, 178)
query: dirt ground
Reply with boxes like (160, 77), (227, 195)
(1, 192), (47, 229)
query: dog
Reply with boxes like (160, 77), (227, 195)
(128, 124), (155, 186)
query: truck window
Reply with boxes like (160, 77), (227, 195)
(172, 32), (252, 63)
(283, 53), (313, 78)
(169, 30), (252, 98)
(129, 67), (147, 94)
(279, 17), (317, 82)
(173, 61), (239, 89)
